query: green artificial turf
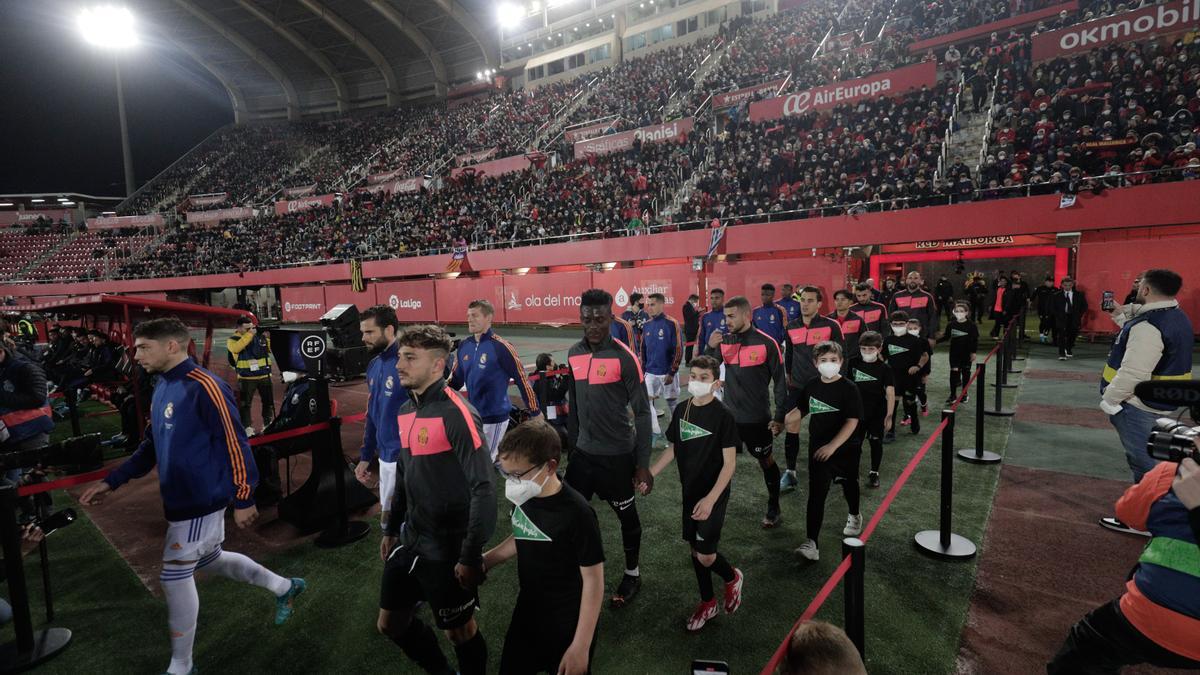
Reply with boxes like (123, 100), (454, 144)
(14, 320), (1027, 674)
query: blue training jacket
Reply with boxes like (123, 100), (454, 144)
(698, 309), (727, 352)
(752, 303), (788, 344)
(360, 340), (408, 463)
(640, 313), (683, 376)
(105, 359), (257, 521)
(778, 297), (802, 323)
(448, 329), (539, 424)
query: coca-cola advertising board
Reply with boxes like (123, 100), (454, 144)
(572, 118), (694, 158)
(711, 79), (788, 109)
(748, 61), (937, 122)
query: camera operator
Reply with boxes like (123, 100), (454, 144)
(1099, 269), (1195, 535)
(1047, 447), (1200, 673)
(0, 343), (54, 485)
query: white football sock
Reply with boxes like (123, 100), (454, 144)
(197, 546), (290, 596)
(161, 563), (199, 675)
(650, 402), (662, 434)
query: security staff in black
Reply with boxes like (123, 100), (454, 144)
(566, 289), (654, 608)
(705, 295), (787, 528)
(379, 325), (495, 675)
(781, 286), (844, 494)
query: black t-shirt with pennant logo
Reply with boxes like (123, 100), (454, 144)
(846, 356), (894, 418)
(801, 375), (864, 450)
(666, 398), (740, 503)
(883, 334), (926, 374)
(511, 484), (605, 622)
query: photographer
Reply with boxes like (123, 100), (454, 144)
(1047, 449), (1200, 673)
(1099, 269), (1195, 535)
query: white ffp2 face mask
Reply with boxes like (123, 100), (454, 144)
(891, 325), (908, 336)
(504, 467), (550, 507)
(907, 328), (921, 337)
(953, 311), (968, 321)
(688, 380), (714, 398)
(860, 350), (879, 363)
(817, 362), (841, 379)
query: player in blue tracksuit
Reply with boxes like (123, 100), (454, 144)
(622, 293), (650, 352)
(611, 313), (636, 348)
(752, 284), (788, 345)
(450, 299), (539, 460)
(640, 293), (684, 438)
(778, 283), (802, 323)
(698, 288), (727, 351)
(354, 306), (409, 530)
(82, 318), (304, 675)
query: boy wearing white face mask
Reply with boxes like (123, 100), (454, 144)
(652, 356), (743, 632)
(845, 332), (894, 488)
(484, 420), (605, 675)
(937, 302), (979, 404)
(785, 342), (864, 562)
(884, 312), (929, 436)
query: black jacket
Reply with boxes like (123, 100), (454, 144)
(682, 301), (701, 341)
(1032, 284), (1058, 316)
(889, 288), (938, 338)
(567, 334), (653, 468)
(1051, 289), (1088, 330)
(784, 315), (845, 389)
(706, 326), (787, 424)
(384, 379), (496, 566)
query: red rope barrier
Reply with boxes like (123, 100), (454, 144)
(247, 420), (332, 447)
(17, 469), (110, 497)
(759, 325), (1015, 673)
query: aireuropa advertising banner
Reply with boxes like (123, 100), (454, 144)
(376, 280), (437, 322)
(712, 79), (788, 109)
(573, 118), (695, 158)
(748, 61), (936, 122)
(1031, 0), (1199, 60)
(185, 207), (253, 225)
(280, 286), (326, 322)
(86, 213), (164, 230)
(448, 154), (533, 179)
(593, 265), (695, 322)
(502, 271), (594, 325)
(274, 194), (336, 215)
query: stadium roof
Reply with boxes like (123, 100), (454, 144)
(133, 0), (500, 121)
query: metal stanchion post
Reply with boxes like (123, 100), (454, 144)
(1006, 322), (1022, 375)
(842, 538), (866, 660)
(915, 410), (978, 560)
(959, 363), (1001, 463)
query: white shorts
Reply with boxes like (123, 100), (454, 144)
(645, 373), (680, 400)
(484, 420), (509, 462)
(163, 509), (225, 562)
(379, 460), (397, 513)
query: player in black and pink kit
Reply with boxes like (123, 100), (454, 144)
(652, 356), (744, 632)
(785, 342), (864, 562)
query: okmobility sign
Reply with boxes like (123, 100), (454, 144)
(1032, 0), (1200, 60)
(573, 118), (695, 158)
(748, 61), (937, 122)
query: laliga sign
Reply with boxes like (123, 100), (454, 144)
(388, 295), (423, 310)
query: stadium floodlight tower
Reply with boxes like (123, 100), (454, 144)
(78, 5), (139, 198)
(496, 2), (523, 60)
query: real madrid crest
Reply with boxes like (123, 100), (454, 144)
(385, 375), (394, 390)
(164, 402), (174, 419)
(480, 353), (488, 364)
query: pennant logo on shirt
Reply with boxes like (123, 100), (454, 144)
(512, 505), (552, 542)
(808, 397), (839, 414)
(679, 419), (713, 442)
(888, 344), (909, 356)
(852, 369), (877, 383)
(950, 329), (968, 338)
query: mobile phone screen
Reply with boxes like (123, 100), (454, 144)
(1101, 291), (1115, 310)
(691, 660), (730, 675)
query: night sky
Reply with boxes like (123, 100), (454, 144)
(0, 2), (233, 197)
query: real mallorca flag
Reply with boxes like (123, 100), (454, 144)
(446, 239), (470, 273)
(350, 259), (365, 293)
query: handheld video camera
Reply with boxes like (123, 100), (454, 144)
(1134, 381), (1200, 463)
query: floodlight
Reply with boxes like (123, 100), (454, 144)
(78, 6), (138, 50)
(496, 2), (523, 29)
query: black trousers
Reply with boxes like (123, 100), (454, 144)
(1053, 322), (1079, 357)
(238, 377), (275, 429)
(1047, 599), (1200, 674)
(990, 312), (1009, 338)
